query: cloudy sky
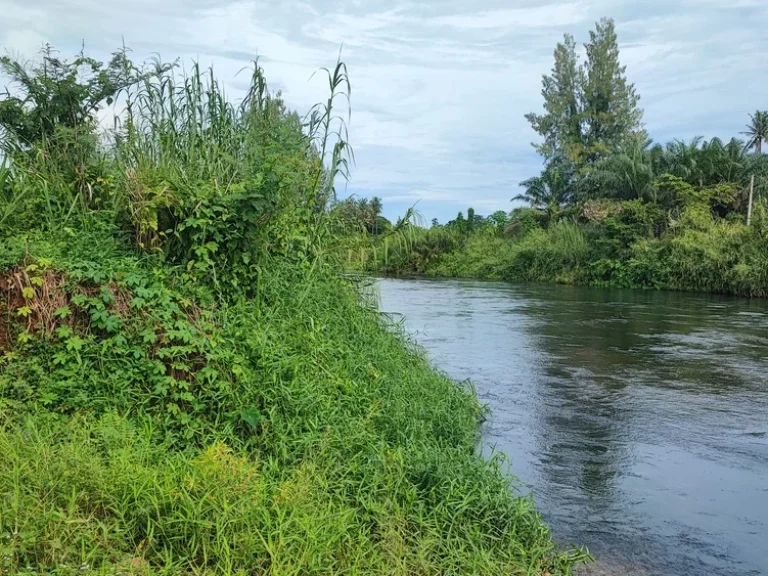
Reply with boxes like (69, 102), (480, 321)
(2, 0), (766, 222)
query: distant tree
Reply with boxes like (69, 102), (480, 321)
(526, 18), (642, 171)
(487, 210), (509, 234)
(587, 138), (655, 202)
(525, 34), (584, 164)
(743, 110), (768, 154)
(466, 207), (475, 233)
(699, 137), (745, 185)
(370, 196), (383, 234)
(660, 138), (704, 187)
(581, 18), (643, 163)
(430, 217), (439, 228)
(515, 160), (575, 209)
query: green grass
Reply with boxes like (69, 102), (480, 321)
(0, 233), (586, 575)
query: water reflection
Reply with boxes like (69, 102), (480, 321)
(377, 278), (768, 576)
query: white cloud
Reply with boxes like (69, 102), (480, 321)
(1, 0), (766, 222)
(434, 3), (588, 30)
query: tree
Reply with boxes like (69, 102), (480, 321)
(581, 18), (643, 163)
(586, 137), (654, 202)
(526, 18), (642, 172)
(525, 34), (584, 163)
(369, 196), (382, 234)
(487, 210), (509, 234)
(699, 137), (745, 185)
(0, 44), (165, 148)
(515, 161), (574, 211)
(660, 138), (704, 186)
(743, 110), (768, 154)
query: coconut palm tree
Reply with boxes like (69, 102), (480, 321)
(743, 110), (768, 154)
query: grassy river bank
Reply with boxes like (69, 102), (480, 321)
(0, 48), (587, 574)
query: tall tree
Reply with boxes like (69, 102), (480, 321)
(525, 34), (584, 163)
(526, 18), (643, 172)
(581, 18), (643, 163)
(743, 110), (768, 154)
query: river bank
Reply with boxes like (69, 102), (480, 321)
(370, 208), (768, 298)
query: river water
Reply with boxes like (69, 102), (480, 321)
(376, 278), (768, 576)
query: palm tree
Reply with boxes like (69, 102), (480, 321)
(699, 137), (745, 185)
(743, 110), (768, 154)
(369, 196), (383, 234)
(515, 163), (574, 212)
(587, 139), (655, 201)
(742, 110), (768, 154)
(661, 137), (703, 186)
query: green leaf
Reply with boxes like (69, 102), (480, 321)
(239, 408), (263, 431)
(66, 336), (85, 352)
(104, 315), (121, 333)
(100, 286), (116, 304)
(54, 306), (72, 319)
(55, 325), (73, 339)
(16, 306), (32, 317)
(141, 329), (157, 344)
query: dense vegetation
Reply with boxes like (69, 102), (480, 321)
(0, 47), (587, 574)
(350, 19), (768, 297)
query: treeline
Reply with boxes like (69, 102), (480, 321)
(0, 46), (585, 573)
(349, 18), (768, 297)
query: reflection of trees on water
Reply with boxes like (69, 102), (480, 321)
(516, 285), (703, 537)
(515, 283), (764, 551)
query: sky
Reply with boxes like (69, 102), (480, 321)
(2, 0), (766, 223)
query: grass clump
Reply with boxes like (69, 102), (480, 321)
(0, 46), (585, 575)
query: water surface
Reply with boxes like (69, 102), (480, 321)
(377, 278), (768, 576)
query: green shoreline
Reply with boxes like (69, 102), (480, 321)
(361, 199), (768, 300)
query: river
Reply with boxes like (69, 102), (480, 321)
(376, 277), (768, 576)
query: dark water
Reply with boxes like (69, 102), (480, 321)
(376, 278), (768, 576)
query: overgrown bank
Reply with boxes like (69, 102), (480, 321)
(341, 18), (768, 297)
(360, 193), (768, 297)
(0, 49), (585, 574)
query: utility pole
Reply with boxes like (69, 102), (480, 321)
(747, 174), (755, 226)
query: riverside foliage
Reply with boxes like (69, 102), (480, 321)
(352, 19), (768, 297)
(0, 47), (587, 574)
